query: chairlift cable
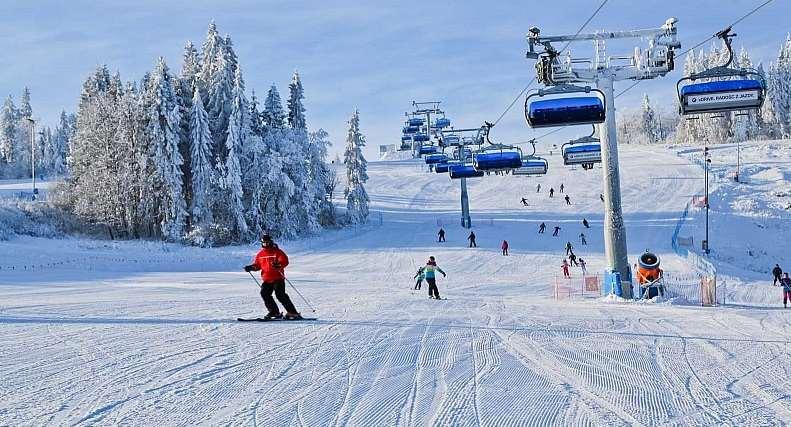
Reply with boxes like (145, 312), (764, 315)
(490, 0), (609, 127)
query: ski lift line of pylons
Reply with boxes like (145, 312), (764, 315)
(489, 0), (610, 127)
(676, 27), (765, 116)
(615, 0), (775, 100)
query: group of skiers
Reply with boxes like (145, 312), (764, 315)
(772, 264), (791, 307)
(525, 183), (573, 207)
(560, 241), (587, 278)
(438, 228), (509, 255)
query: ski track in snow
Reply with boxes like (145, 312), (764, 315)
(1, 145), (791, 426)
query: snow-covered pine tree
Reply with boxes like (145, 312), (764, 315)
(288, 71), (307, 130)
(178, 41), (201, 214)
(675, 50), (699, 145)
(13, 88), (34, 178)
(343, 110), (369, 224)
(206, 42), (234, 159)
(308, 128), (335, 225)
(0, 96), (17, 168)
(217, 66), (249, 239)
(188, 86), (214, 229)
(113, 82), (148, 237)
(768, 35), (791, 138)
(758, 63), (777, 138)
(262, 84), (286, 130)
(640, 94), (660, 144)
(47, 111), (71, 176)
(199, 21), (223, 96)
(146, 58), (188, 241)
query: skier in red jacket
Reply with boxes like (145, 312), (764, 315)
(244, 234), (302, 320)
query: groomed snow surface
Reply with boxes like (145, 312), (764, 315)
(1, 143), (790, 426)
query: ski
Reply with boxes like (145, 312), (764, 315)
(237, 317), (318, 322)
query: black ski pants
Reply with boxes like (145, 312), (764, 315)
(427, 278), (440, 299)
(260, 279), (298, 315)
(469, 240), (476, 247)
(415, 278), (423, 290)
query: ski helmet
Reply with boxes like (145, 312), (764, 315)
(260, 234), (274, 245)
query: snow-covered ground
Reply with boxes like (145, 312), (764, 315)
(1, 144), (789, 425)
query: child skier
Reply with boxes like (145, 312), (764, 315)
(424, 256), (447, 299)
(561, 259), (570, 278)
(244, 234), (302, 320)
(413, 267), (425, 290)
(501, 240), (509, 256)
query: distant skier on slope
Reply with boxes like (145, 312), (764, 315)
(501, 240), (509, 256)
(423, 256), (447, 299)
(468, 231), (477, 248)
(438, 228), (446, 242)
(564, 195), (571, 205)
(553, 226), (561, 237)
(580, 233), (587, 245)
(600, 193), (605, 202)
(521, 197), (529, 206)
(549, 187), (555, 198)
(244, 234), (302, 320)
(565, 241), (573, 255)
(536, 183), (541, 193)
(538, 222), (546, 234)
(413, 267), (425, 290)
(561, 259), (570, 278)
(772, 264), (783, 286)
(568, 251), (579, 266)
(559, 183), (564, 193)
(579, 258), (587, 276)
(582, 218), (590, 228)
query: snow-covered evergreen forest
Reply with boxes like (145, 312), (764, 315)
(0, 88), (73, 179)
(53, 22), (363, 245)
(618, 37), (791, 145)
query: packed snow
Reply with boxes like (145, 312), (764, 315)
(1, 143), (790, 425)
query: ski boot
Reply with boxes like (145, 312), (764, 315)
(284, 312), (303, 320)
(264, 312), (283, 320)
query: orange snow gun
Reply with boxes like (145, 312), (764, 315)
(637, 252), (662, 285)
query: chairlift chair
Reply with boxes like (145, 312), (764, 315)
(677, 27), (765, 116)
(407, 117), (425, 127)
(561, 126), (601, 170)
(424, 153), (448, 165)
(448, 163), (484, 179)
(471, 122), (524, 173)
(513, 140), (549, 176)
(418, 145), (438, 155)
(525, 84), (606, 128)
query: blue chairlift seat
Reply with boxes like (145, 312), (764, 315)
(419, 145), (438, 155)
(413, 133), (430, 142)
(435, 118), (451, 128)
(434, 160), (459, 173)
(449, 164), (484, 179)
(562, 143), (602, 166)
(408, 117), (425, 127)
(513, 158), (549, 176)
(455, 148), (472, 161)
(403, 125), (420, 134)
(679, 79), (763, 114)
(527, 97), (605, 128)
(401, 135), (412, 142)
(425, 154), (448, 164)
(472, 151), (523, 171)
(399, 143), (412, 151)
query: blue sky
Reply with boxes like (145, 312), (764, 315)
(0, 0), (787, 159)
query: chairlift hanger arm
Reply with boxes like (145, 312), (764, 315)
(527, 18), (678, 47)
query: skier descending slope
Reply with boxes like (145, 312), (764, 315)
(244, 234), (303, 320)
(423, 256), (447, 299)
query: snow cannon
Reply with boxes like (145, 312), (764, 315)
(637, 251), (664, 299)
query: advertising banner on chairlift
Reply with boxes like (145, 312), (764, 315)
(565, 150), (601, 164)
(686, 90), (760, 111)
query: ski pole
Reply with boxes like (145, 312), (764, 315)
(247, 271), (263, 289)
(284, 277), (317, 313)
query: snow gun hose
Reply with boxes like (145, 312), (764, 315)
(247, 271), (317, 313)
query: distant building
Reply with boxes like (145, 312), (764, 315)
(379, 144), (396, 156)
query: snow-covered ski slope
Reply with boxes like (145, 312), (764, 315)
(1, 144), (790, 426)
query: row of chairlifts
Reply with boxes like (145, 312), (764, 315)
(400, 111), (453, 151)
(677, 27), (765, 117)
